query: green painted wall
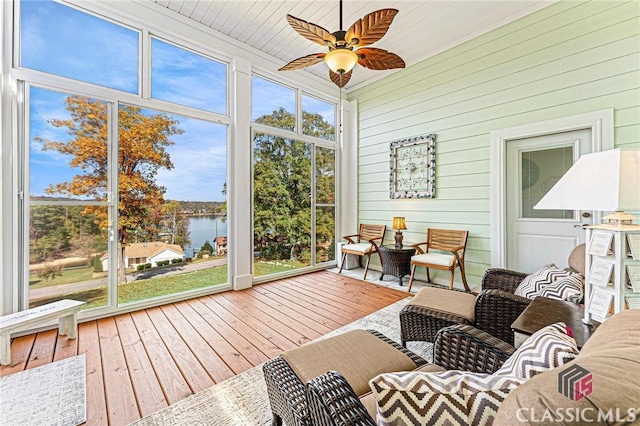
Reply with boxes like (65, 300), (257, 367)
(348, 0), (640, 288)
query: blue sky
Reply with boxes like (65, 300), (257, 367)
(23, 0), (334, 203)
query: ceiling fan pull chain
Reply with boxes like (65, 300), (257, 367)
(339, 0), (343, 31)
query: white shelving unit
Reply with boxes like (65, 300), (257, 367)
(583, 223), (640, 324)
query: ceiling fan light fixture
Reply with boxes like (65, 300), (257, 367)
(324, 48), (358, 74)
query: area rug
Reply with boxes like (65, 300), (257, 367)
(130, 297), (432, 426)
(0, 354), (86, 426)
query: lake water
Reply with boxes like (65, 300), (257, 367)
(188, 216), (228, 250)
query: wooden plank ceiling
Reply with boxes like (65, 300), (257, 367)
(149, 0), (553, 90)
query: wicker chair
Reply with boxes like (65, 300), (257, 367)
(305, 324), (516, 426)
(338, 224), (386, 280)
(263, 329), (426, 426)
(402, 244), (587, 347)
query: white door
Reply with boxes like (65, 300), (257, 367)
(506, 129), (594, 272)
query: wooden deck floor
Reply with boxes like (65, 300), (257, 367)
(0, 270), (409, 425)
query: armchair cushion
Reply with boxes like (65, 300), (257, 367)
(411, 252), (454, 267)
(370, 370), (524, 426)
(493, 322), (579, 380)
(342, 242), (376, 255)
(513, 265), (573, 299)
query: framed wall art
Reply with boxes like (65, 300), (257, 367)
(389, 134), (436, 199)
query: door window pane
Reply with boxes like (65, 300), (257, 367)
(151, 38), (227, 114)
(521, 147), (574, 219)
(20, 0), (139, 93)
(29, 87), (108, 201)
(253, 132), (311, 276)
(116, 105), (228, 304)
(252, 76), (295, 131)
(28, 205), (109, 309)
(303, 95), (335, 141)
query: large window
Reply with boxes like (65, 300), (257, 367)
(18, 0), (229, 311)
(20, 0), (139, 93)
(252, 77), (337, 277)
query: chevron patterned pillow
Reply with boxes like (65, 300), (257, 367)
(513, 265), (573, 299)
(493, 322), (579, 380)
(370, 370), (525, 426)
(538, 273), (584, 303)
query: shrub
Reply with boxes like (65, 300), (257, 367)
(93, 255), (103, 273)
(171, 258), (183, 264)
(157, 260), (169, 266)
(144, 263), (152, 269)
(37, 263), (62, 283)
(137, 264), (145, 271)
(185, 257), (193, 263)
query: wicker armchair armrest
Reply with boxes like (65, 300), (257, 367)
(474, 289), (532, 345)
(263, 357), (310, 426)
(307, 370), (376, 426)
(481, 268), (528, 293)
(433, 324), (516, 374)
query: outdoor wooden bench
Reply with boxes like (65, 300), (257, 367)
(0, 299), (85, 365)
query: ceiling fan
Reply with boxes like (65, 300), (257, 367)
(278, 0), (405, 88)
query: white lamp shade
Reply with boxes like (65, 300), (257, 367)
(534, 148), (640, 211)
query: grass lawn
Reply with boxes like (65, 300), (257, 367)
(29, 267), (99, 288)
(29, 259), (311, 310)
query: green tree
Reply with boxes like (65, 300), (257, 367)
(200, 240), (214, 254)
(253, 108), (335, 262)
(29, 206), (71, 262)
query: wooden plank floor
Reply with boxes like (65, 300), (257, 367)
(0, 270), (409, 425)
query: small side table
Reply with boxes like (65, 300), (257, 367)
(379, 245), (416, 286)
(511, 297), (598, 349)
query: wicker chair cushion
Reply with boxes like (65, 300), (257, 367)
(341, 242), (374, 255)
(537, 274), (584, 303)
(513, 265), (573, 299)
(493, 322), (578, 380)
(408, 286), (476, 322)
(370, 369), (525, 426)
(411, 252), (454, 267)
(281, 329), (418, 397)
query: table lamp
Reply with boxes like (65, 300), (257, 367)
(392, 217), (407, 249)
(534, 148), (640, 324)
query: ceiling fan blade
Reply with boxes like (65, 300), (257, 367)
(356, 47), (405, 70)
(345, 9), (398, 47)
(286, 14), (336, 47)
(279, 53), (326, 71)
(329, 69), (353, 88)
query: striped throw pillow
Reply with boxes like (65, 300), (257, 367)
(513, 265), (573, 299)
(493, 322), (579, 380)
(370, 370), (525, 426)
(538, 274), (584, 303)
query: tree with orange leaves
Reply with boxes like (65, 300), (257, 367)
(36, 95), (182, 282)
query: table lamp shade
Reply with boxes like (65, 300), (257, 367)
(392, 217), (407, 230)
(534, 148), (640, 211)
